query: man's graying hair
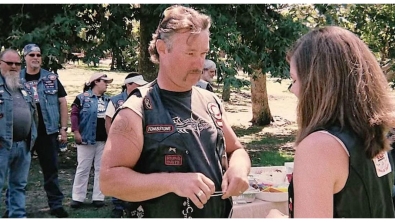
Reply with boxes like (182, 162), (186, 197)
(0, 49), (20, 59)
(148, 5), (212, 64)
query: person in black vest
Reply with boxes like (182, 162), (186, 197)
(267, 26), (395, 218)
(104, 72), (147, 218)
(387, 128), (395, 210)
(99, 5), (251, 218)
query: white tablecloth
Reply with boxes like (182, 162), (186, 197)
(232, 199), (288, 218)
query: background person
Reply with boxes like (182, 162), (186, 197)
(267, 26), (395, 218)
(195, 59), (216, 92)
(18, 43), (69, 218)
(100, 5), (251, 218)
(105, 72), (147, 218)
(105, 72), (148, 134)
(70, 72), (112, 209)
(0, 49), (37, 218)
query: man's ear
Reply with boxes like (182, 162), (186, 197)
(156, 39), (167, 56)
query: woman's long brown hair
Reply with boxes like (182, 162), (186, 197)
(287, 26), (395, 159)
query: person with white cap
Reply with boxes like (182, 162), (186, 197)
(70, 72), (113, 209)
(105, 72), (148, 135)
(104, 72), (147, 218)
(17, 43), (69, 218)
(195, 59), (216, 92)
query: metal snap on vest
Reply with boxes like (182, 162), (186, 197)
(185, 150), (189, 154)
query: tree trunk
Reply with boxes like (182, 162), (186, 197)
(250, 72), (273, 126)
(222, 80), (231, 101)
(138, 4), (158, 82)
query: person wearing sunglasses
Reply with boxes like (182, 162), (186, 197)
(0, 49), (38, 218)
(196, 59), (216, 92)
(17, 44), (69, 218)
(103, 72), (148, 218)
(100, 5), (251, 218)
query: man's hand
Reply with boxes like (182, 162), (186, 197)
(220, 165), (249, 198)
(59, 129), (67, 143)
(171, 173), (216, 209)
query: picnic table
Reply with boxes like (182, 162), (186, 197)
(232, 199), (288, 218)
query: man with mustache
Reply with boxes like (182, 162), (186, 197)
(0, 49), (37, 218)
(100, 5), (251, 218)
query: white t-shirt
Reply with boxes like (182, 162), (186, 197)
(105, 101), (116, 118)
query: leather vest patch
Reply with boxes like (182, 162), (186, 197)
(146, 124), (173, 133)
(143, 97), (152, 110)
(207, 102), (223, 128)
(164, 154), (183, 166)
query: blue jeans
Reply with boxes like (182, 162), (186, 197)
(0, 141), (31, 218)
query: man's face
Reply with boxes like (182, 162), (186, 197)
(202, 68), (216, 83)
(0, 51), (22, 91)
(126, 82), (141, 93)
(24, 51), (42, 69)
(160, 30), (210, 91)
(0, 51), (22, 76)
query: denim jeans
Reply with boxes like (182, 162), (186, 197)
(0, 141), (31, 218)
(33, 132), (64, 210)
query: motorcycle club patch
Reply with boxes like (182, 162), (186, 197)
(83, 92), (90, 97)
(373, 152), (392, 177)
(117, 99), (124, 106)
(24, 83), (30, 89)
(165, 154), (182, 166)
(143, 97), (152, 110)
(48, 74), (57, 81)
(146, 125), (173, 134)
(207, 102), (223, 128)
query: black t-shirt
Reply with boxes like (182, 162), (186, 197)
(25, 72), (67, 134)
(72, 96), (107, 142)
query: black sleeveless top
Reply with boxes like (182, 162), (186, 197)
(288, 126), (395, 218)
(121, 82), (232, 218)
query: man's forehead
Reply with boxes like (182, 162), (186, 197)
(3, 52), (21, 60)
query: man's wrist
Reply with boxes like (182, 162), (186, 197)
(60, 126), (68, 131)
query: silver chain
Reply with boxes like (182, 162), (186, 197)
(182, 198), (193, 218)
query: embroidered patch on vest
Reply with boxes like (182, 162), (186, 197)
(21, 90), (28, 97)
(117, 99), (124, 106)
(373, 152), (392, 177)
(207, 102), (223, 127)
(146, 125), (173, 133)
(24, 83), (30, 89)
(143, 97), (152, 110)
(165, 155), (183, 166)
(83, 92), (89, 97)
(48, 74), (57, 80)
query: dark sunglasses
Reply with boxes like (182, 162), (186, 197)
(27, 53), (42, 58)
(1, 60), (22, 66)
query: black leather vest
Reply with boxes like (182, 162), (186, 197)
(289, 125), (395, 218)
(126, 83), (232, 218)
